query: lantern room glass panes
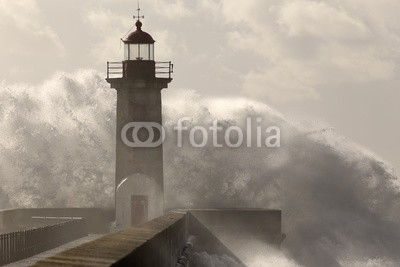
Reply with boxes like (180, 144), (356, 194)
(124, 44), (129, 60)
(124, 43), (154, 61)
(150, 44), (154, 60)
(130, 44), (139, 60)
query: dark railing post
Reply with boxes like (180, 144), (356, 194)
(107, 61), (109, 79)
(10, 232), (13, 263)
(6, 233), (9, 264)
(0, 234), (3, 266)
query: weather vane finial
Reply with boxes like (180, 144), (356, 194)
(133, 2), (144, 21)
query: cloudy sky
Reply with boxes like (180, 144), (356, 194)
(1, 0), (399, 175)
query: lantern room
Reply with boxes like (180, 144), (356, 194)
(106, 6), (173, 81)
(123, 20), (155, 61)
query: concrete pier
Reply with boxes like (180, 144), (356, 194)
(32, 209), (284, 266)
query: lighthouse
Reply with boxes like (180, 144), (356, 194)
(106, 7), (173, 228)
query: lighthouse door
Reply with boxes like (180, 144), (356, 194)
(131, 195), (148, 226)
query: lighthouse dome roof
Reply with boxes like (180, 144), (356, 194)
(123, 20), (155, 44)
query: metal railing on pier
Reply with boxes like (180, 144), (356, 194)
(0, 219), (87, 266)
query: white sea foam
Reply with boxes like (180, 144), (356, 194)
(0, 70), (399, 266)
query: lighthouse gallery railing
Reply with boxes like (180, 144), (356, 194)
(107, 61), (173, 79)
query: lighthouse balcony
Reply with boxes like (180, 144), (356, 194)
(107, 61), (173, 80)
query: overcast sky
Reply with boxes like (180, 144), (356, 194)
(1, 0), (399, 175)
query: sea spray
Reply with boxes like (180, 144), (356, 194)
(0, 70), (399, 266)
(0, 70), (116, 208)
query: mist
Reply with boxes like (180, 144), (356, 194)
(0, 70), (399, 266)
